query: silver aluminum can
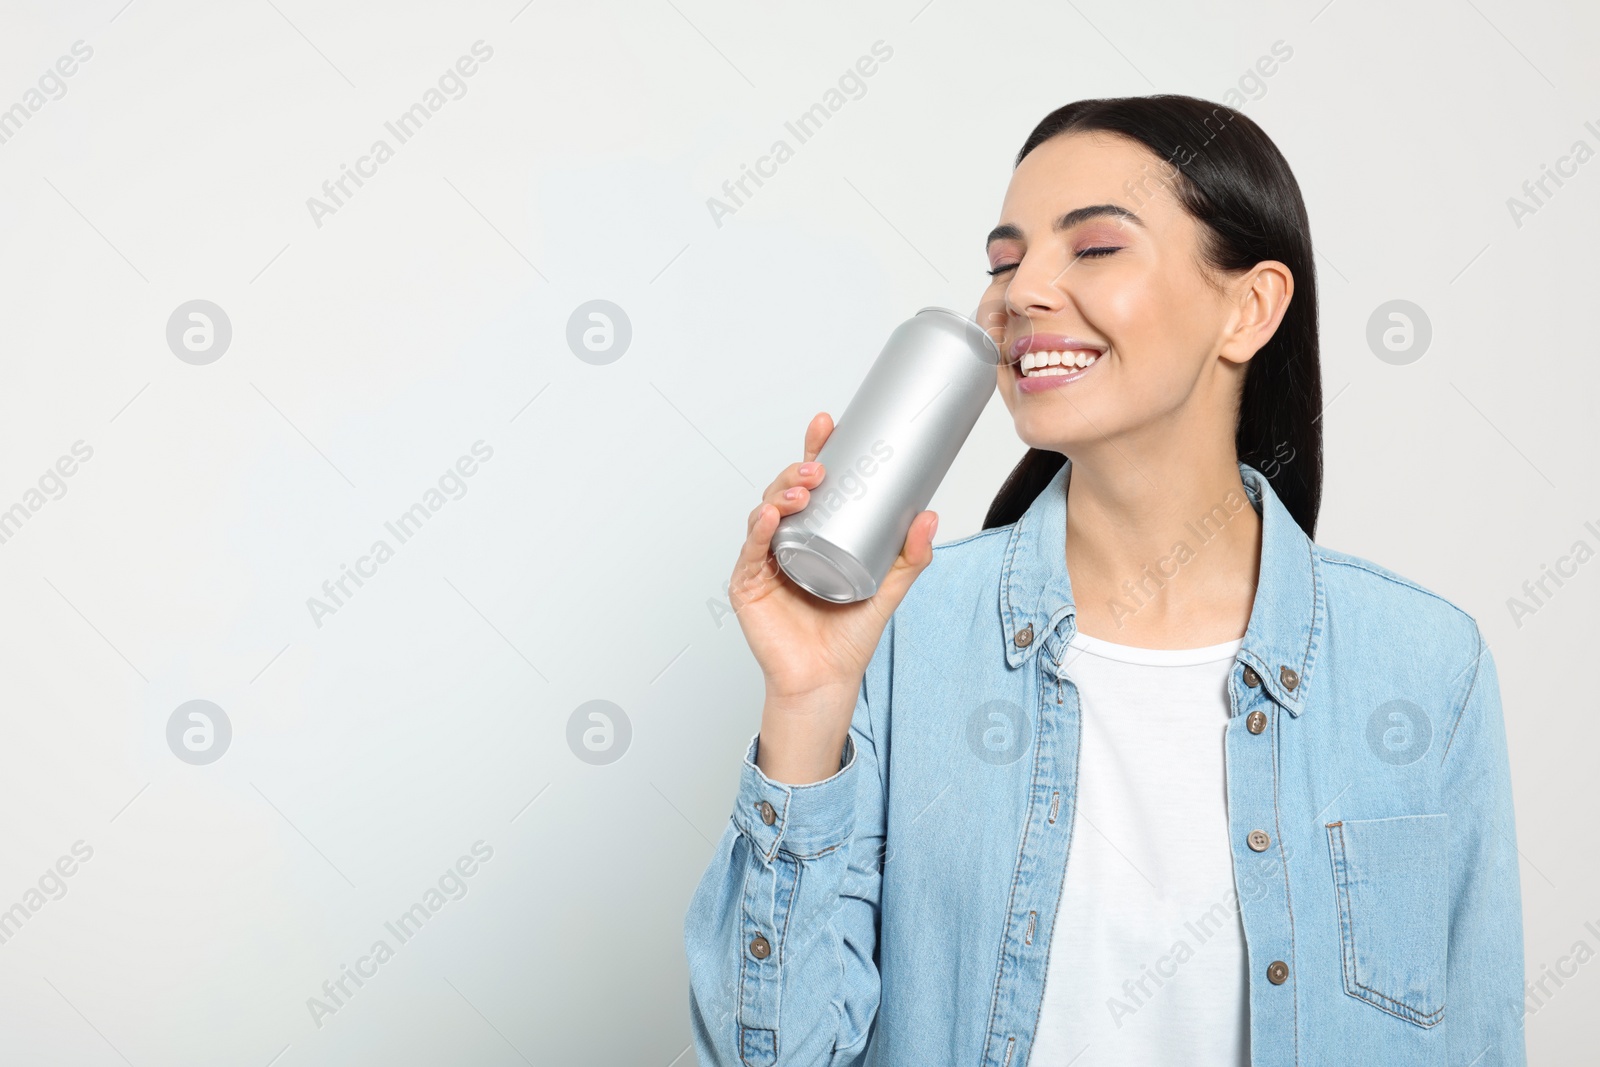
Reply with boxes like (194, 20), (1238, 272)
(773, 306), (1001, 603)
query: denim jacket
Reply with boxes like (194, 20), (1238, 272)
(684, 458), (1526, 1066)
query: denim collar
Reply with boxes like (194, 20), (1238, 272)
(998, 457), (1321, 715)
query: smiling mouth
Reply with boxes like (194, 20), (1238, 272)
(1015, 348), (1103, 378)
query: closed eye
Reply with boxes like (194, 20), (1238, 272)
(986, 247), (1121, 277)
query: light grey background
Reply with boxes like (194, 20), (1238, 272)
(0, 0), (1595, 1064)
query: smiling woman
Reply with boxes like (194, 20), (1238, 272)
(977, 103), (1320, 550)
(685, 93), (1526, 1067)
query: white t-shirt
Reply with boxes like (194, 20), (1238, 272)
(1029, 630), (1249, 1067)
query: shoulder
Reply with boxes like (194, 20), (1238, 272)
(1311, 540), (1485, 665)
(932, 523), (1014, 560)
(928, 523), (1013, 583)
(1313, 542), (1474, 621)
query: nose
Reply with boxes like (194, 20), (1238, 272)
(1003, 250), (1070, 320)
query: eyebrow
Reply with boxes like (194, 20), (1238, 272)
(985, 204), (1145, 249)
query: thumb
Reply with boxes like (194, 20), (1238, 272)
(872, 511), (939, 610)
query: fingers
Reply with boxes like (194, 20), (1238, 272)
(752, 412), (830, 521)
(733, 501), (783, 600)
(749, 413), (831, 526)
(803, 411), (833, 464)
(734, 412), (836, 604)
(750, 462), (825, 538)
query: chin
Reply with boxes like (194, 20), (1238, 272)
(1011, 410), (1108, 452)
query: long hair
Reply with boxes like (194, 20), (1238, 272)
(981, 94), (1323, 540)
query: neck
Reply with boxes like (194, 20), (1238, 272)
(1061, 439), (1261, 647)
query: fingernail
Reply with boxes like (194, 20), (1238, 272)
(798, 463), (816, 476)
(784, 487), (800, 500)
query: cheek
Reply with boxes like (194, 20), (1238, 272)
(1088, 266), (1190, 357)
(1098, 285), (1146, 334)
(1075, 272), (1153, 355)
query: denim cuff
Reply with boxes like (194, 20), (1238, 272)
(731, 730), (858, 864)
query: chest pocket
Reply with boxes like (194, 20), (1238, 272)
(1325, 814), (1448, 1027)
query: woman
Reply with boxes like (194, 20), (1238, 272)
(684, 95), (1526, 1066)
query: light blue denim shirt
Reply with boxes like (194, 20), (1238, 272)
(684, 458), (1526, 1066)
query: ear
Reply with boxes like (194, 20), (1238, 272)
(1219, 261), (1293, 366)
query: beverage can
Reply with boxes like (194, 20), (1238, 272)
(773, 306), (1001, 603)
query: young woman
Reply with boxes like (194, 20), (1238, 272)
(684, 95), (1526, 1067)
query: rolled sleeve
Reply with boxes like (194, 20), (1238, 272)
(732, 731), (860, 864)
(686, 622), (892, 1066)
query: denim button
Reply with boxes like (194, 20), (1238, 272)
(749, 935), (771, 960)
(1015, 624), (1033, 648)
(1248, 829), (1271, 852)
(757, 800), (776, 826)
(1267, 960), (1289, 984)
(1242, 666), (1260, 687)
(1280, 665), (1299, 691)
(1246, 710), (1267, 734)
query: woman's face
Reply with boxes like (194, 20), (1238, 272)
(982, 129), (1285, 458)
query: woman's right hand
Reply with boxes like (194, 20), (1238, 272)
(730, 412), (940, 779)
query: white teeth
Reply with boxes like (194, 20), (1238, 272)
(1020, 349), (1101, 376)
